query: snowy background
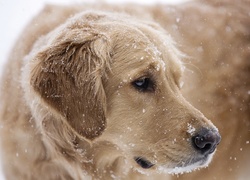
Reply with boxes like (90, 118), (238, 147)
(0, 0), (185, 179)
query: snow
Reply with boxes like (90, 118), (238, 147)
(187, 123), (196, 135)
(157, 153), (213, 175)
(0, 0), (186, 179)
(176, 17), (181, 23)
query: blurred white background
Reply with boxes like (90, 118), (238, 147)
(0, 0), (185, 179)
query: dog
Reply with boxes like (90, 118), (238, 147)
(152, 0), (250, 179)
(1, 0), (248, 179)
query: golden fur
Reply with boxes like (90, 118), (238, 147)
(0, 0), (249, 179)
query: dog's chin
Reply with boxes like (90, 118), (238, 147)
(135, 152), (215, 175)
(157, 153), (214, 175)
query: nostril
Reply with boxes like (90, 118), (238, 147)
(194, 135), (213, 153)
(192, 129), (221, 155)
(194, 136), (210, 149)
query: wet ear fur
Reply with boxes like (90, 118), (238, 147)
(27, 25), (111, 140)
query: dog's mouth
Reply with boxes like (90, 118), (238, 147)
(134, 157), (154, 169)
(157, 153), (214, 175)
(134, 152), (214, 173)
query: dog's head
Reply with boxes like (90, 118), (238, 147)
(23, 11), (220, 175)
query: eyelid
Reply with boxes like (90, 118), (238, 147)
(132, 76), (156, 93)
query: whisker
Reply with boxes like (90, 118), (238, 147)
(182, 62), (203, 78)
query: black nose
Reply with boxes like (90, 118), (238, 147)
(192, 128), (221, 155)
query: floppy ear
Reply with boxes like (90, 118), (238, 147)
(29, 29), (111, 140)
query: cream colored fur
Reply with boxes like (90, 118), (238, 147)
(0, 0), (249, 179)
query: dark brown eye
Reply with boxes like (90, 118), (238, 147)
(132, 77), (155, 92)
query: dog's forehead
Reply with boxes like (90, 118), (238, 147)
(111, 38), (164, 74)
(72, 12), (184, 81)
(110, 25), (183, 80)
(67, 11), (183, 77)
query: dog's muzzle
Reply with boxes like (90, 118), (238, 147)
(192, 128), (221, 155)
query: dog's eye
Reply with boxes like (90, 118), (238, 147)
(132, 77), (154, 92)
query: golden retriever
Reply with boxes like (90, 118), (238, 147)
(164, 1), (250, 179)
(0, 0), (249, 179)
